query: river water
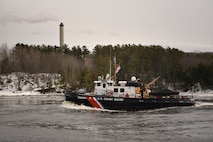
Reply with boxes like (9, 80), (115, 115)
(0, 94), (213, 142)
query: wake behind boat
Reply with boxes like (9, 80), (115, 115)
(64, 72), (195, 111)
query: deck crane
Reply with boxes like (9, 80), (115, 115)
(144, 76), (161, 98)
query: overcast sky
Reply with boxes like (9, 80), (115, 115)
(0, 0), (212, 52)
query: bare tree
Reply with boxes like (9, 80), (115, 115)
(0, 43), (9, 74)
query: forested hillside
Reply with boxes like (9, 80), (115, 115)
(0, 43), (212, 91)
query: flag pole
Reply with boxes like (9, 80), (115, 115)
(109, 47), (112, 79)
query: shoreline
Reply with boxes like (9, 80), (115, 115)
(0, 90), (63, 97)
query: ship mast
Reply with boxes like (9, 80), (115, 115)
(113, 55), (117, 84)
(109, 47), (112, 79)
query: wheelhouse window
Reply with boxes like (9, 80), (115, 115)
(97, 83), (101, 86)
(114, 88), (118, 92)
(108, 83), (113, 86)
(103, 84), (106, 88)
(120, 88), (124, 93)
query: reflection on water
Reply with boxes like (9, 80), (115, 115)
(0, 94), (213, 142)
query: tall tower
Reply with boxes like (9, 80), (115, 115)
(59, 22), (64, 48)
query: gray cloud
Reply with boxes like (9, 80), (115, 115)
(81, 29), (95, 35)
(32, 30), (55, 36)
(0, 11), (58, 25)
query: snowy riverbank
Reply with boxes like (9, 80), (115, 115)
(1, 72), (213, 99)
(0, 90), (64, 96)
(0, 72), (64, 96)
(180, 90), (213, 101)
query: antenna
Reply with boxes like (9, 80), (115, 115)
(109, 47), (112, 79)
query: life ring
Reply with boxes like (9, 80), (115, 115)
(107, 91), (113, 97)
(125, 93), (129, 98)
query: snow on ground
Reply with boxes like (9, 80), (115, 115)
(0, 72), (63, 96)
(180, 90), (213, 101)
(0, 90), (40, 96)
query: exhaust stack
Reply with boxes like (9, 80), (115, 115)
(59, 22), (64, 48)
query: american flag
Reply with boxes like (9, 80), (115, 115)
(115, 65), (121, 74)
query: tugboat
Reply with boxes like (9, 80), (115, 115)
(64, 58), (195, 111)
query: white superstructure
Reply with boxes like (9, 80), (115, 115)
(93, 76), (141, 98)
